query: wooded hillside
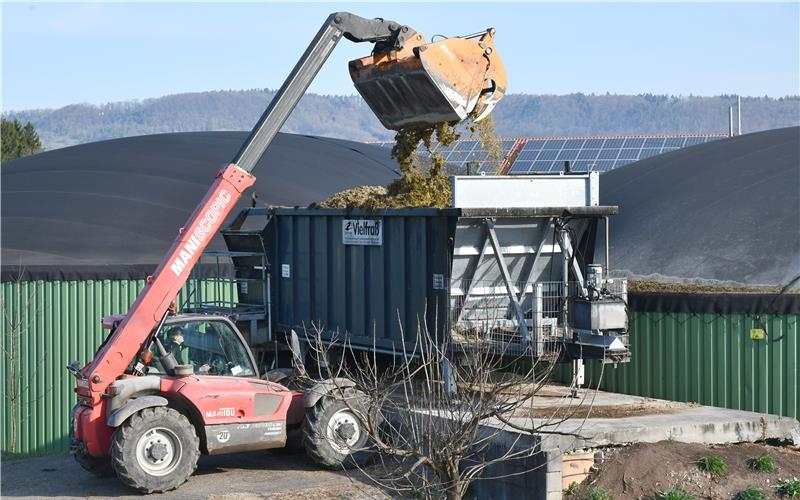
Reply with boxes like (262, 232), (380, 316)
(6, 91), (798, 149)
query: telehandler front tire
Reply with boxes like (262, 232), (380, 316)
(302, 387), (374, 469)
(110, 406), (200, 493)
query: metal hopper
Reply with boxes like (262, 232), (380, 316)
(349, 28), (507, 130)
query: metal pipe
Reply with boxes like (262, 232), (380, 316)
(257, 233), (272, 343)
(604, 216), (610, 278)
(561, 228), (569, 337)
(266, 270), (272, 342)
(461, 29), (494, 39)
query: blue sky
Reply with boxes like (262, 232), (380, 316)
(2, 2), (799, 111)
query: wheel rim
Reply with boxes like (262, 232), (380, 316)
(135, 427), (182, 477)
(325, 409), (362, 455)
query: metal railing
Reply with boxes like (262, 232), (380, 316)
(449, 278), (627, 357)
(182, 251), (269, 320)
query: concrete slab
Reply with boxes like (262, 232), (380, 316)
(534, 405), (800, 452)
(469, 386), (800, 500)
(505, 386), (800, 453)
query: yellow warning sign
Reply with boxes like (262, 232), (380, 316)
(750, 328), (766, 340)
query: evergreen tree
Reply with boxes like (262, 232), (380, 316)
(1, 118), (44, 161)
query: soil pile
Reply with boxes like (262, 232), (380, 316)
(574, 441), (800, 499)
(628, 280), (798, 295)
(317, 185), (388, 210)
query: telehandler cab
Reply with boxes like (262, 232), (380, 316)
(68, 12), (506, 493)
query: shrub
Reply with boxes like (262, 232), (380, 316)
(585, 488), (613, 500)
(564, 482), (580, 496)
(696, 456), (727, 476)
(656, 485), (695, 500)
(736, 488), (767, 500)
(775, 478), (800, 498)
(748, 454), (777, 473)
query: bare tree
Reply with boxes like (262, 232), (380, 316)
(300, 317), (597, 500)
(1, 269), (48, 455)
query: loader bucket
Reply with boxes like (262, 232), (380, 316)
(349, 28), (507, 130)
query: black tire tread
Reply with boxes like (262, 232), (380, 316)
(110, 406), (200, 494)
(302, 387), (371, 470)
(72, 441), (116, 477)
(70, 417), (116, 478)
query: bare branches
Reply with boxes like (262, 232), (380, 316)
(298, 315), (599, 500)
(1, 268), (47, 454)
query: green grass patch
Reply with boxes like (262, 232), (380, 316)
(775, 478), (800, 498)
(748, 453), (776, 473)
(656, 485), (695, 500)
(584, 488), (613, 500)
(736, 488), (767, 500)
(696, 455), (727, 476)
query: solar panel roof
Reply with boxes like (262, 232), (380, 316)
(370, 133), (727, 175)
(506, 134), (725, 174)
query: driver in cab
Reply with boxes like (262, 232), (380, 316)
(163, 326), (213, 375)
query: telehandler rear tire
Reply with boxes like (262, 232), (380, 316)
(110, 406), (200, 494)
(302, 387), (374, 469)
(71, 437), (115, 477)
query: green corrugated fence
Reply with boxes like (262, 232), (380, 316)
(0, 279), (234, 457)
(572, 310), (799, 420)
(3, 281), (798, 458)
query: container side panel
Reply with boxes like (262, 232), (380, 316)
(386, 217), (407, 344)
(347, 242), (365, 340)
(368, 238), (386, 341)
(329, 215), (346, 335)
(294, 216), (312, 326)
(405, 217), (427, 340)
(312, 216), (329, 325)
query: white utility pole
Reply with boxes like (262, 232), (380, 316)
(729, 106), (734, 137)
(737, 96), (742, 135)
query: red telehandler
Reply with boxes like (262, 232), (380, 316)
(68, 12), (506, 493)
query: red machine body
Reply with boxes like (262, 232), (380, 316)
(74, 164), (260, 456)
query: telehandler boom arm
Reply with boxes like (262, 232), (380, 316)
(80, 11), (418, 393)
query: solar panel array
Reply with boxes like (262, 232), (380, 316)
(372, 134), (726, 175)
(507, 135), (723, 174)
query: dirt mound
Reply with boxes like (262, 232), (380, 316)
(628, 280), (796, 295)
(574, 441), (800, 499)
(317, 185), (388, 209)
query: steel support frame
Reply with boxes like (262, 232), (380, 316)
(456, 235), (490, 324)
(454, 217), (555, 345)
(484, 218), (531, 342)
(555, 222), (587, 296)
(517, 217), (554, 305)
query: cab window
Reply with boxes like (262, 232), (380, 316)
(149, 319), (255, 377)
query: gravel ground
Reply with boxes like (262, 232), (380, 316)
(1, 450), (385, 499)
